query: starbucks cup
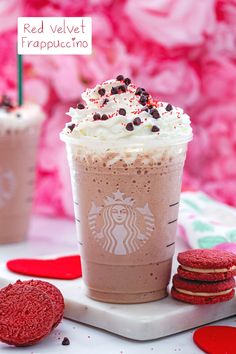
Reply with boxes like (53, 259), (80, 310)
(0, 102), (44, 244)
(61, 135), (191, 303)
(61, 77), (192, 303)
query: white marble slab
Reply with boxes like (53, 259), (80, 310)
(0, 260), (236, 341)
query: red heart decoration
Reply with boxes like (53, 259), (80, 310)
(193, 326), (236, 354)
(7, 255), (82, 280)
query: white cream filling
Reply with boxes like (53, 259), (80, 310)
(181, 265), (236, 274)
(176, 288), (232, 297)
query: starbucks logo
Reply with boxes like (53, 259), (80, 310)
(88, 190), (155, 255)
(0, 170), (16, 208)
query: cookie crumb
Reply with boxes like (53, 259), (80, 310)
(62, 337), (70, 345)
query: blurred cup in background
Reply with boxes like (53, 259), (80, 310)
(0, 97), (45, 244)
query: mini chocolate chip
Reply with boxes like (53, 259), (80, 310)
(126, 122), (134, 131)
(118, 85), (127, 93)
(116, 74), (124, 81)
(142, 91), (149, 96)
(133, 117), (142, 126)
(151, 109), (160, 119)
(135, 87), (143, 95)
(98, 88), (106, 96)
(140, 94), (148, 101)
(118, 108), (126, 116)
(124, 77), (131, 85)
(139, 95), (148, 106)
(0, 95), (14, 110)
(68, 123), (76, 132)
(93, 113), (101, 120)
(103, 98), (109, 105)
(62, 337), (70, 346)
(77, 103), (85, 109)
(16, 113), (21, 118)
(140, 101), (147, 106)
(151, 125), (160, 132)
(111, 87), (119, 95)
(166, 103), (173, 111)
(101, 114), (108, 120)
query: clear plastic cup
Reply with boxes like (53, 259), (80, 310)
(0, 106), (44, 244)
(61, 134), (192, 303)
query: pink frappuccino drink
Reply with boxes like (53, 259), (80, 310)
(0, 96), (44, 244)
(61, 76), (192, 303)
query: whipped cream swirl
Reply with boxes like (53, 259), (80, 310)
(0, 100), (45, 135)
(62, 78), (192, 144)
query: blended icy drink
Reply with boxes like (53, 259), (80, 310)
(61, 76), (192, 303)
(0, 96), (44, 244)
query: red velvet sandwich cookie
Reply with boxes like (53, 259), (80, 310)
(0, 283), (54, 346)
(177, 249), (236, 282)
(171, 274), (235, 304)
(17, 280), (64, 328)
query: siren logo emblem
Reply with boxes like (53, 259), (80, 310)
(88, 190), (155, 255)
(0, 170), (16, 208)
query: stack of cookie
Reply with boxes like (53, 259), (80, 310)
(0, 280), (64, 346)
(171, 249), (236, 304)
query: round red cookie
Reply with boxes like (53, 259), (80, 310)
(171, 274), (235, 305)
(0, 283), (54, 346)
(177, 249), (236, 282)
(177, 265), (233, 282)
(17, 280), (64, 328)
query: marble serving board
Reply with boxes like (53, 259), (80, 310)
(0, 259), (235, 341)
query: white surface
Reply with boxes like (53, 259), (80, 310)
(1, 257), (236, 341)
(0, 214), (235, 353)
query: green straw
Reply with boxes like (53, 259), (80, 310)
(17, 53), (23, 106)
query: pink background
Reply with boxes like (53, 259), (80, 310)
(0, 0), (236, 217)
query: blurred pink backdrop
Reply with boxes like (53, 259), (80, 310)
(1, 0), (236, 217)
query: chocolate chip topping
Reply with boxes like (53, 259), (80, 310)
(103, 98), (109, 105)
(116, 74), (124, 81)
(101, 114), (109, 120)
(77, 103), (85, 109)
(139, 95), (148, 106)
(93, 113), (101, 120)
(118, 108), (126, 116)
(140, 102), (147, 106)
(111, 87), (119, 95)
(16, 113), (21, 118)
(62, 337), (70, 346)
(150, 109), (160, 119)
(151, 125), (160, 132)
(118, 85), (127, 93)
(126, 122), (134, 131)
(98, 88), (106, 96)
(166, 103), (173, 111)
(142, 91), (149, 96)
(124, 77), (131, 85)
(133, 117), (142, 126)
(0, 95), (14, 110)
(68, 123), (75, 132)
(135, 87), (143, 95)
